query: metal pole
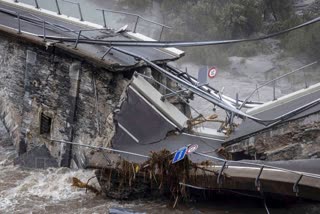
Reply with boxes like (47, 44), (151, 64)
(74, 30), (82, 48)
(293, 174), (303, 196)
(17, 13), (21, 34)
(256, 83), (260, 101)
(161, 89), (188, 101)
(34, 0), (40, 9)
(77, 3), (84, 21)
(102, 10), (107, 28)
(55, 0), (61, 15)
(51, 138), (149, 158)
(101, 47), (113, 60)
(303, 70), (308, 88)
(273, 81), (276, 101)
(43, 20), (46, 41)
(236, 93), (239, 108)
(255, 165), (264, 191)
(133, 16), (139, 33)
(217, 161), (227, 187)
(159, 26), (164, 41)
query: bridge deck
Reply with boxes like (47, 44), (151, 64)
(0, 1), (180, 70)
(112, 85), (223, 163)
(225, 86), (320, 145)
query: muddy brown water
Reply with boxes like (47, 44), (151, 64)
(0, 123), (320, 214)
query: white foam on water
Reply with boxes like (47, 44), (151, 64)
(0, 166), (100, 212)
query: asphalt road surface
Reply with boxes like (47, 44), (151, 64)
(225, 88), (320, 145)
(0, 1), (179, 69)
(113, 87), (224, 163)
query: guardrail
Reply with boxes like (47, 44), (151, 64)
(0, 7), (74, 39)
(50, 137), (320, 200)
(96, 9), (172, 40)
(12, 0), (171, 40)
(239, 61), (318, 110)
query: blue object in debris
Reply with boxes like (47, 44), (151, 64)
(172, 146), (188, 164)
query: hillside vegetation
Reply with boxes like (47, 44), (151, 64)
(120, 0), (320, 66)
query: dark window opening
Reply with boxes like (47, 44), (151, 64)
(40, 113), (52, 135)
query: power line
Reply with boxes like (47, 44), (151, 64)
(43, 16), (320, 48)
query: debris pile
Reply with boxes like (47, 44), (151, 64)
(94, 149), (211, 205)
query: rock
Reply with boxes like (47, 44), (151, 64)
(14, 144), (58, 168)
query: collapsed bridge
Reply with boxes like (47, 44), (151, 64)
(0, 0), (320, 204)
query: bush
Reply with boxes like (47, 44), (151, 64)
(281, 23), (320, 59)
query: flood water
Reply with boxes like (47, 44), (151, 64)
(1, 0), (320, 213)
(1, 125), (319, 214)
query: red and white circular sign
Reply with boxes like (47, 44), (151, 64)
(208, 66), (218, 79)
(186, 144), (199, 154)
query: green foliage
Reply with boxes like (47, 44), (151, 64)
(119, 0), (317, 63)
(218, 0), (265, 38)
(281, 23), (320, 59)
(278, 2), (320, 59)
(264, 0), (294, 21)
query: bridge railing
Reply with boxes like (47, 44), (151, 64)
(96, 9), (172, 41)
(239, 61), (318, 110)
(50, 137), (320, 199)
(12, 0), (171, 41)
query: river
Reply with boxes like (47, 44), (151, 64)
(0, 125), (319, 213)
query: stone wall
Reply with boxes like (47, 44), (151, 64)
(0, 32), (128, 168)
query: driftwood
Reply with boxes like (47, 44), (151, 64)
(94, 149), (221, 205)
(72, 177), (101, 195)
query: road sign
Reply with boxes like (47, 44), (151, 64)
(172, 146), (187, 164)
(186, 144), (198, 154)
(208, 66), (218, 79)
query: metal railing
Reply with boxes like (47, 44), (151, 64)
(0, 7), (77, 40)
(194, 151), (320, 197)
(73, 28), (108, 48)
(0, 6), (119, 61)
(12, 0), (171, 40)
(239, 61), (318, 110)
(50, 137), (320, 198)
(96, 9), (172, 41)
(14, 0), (81, 19)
